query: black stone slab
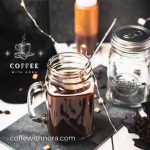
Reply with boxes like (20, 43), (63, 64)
(0, 65), (136, 150)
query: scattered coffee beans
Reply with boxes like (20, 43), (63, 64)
(0, 110), (11, 115)
(3, 110), (11, 114)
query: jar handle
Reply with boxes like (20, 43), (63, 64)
(27, 81), (48, 124)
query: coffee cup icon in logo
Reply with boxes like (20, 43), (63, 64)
(14, 34), (34, 60)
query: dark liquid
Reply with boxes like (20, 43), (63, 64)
(47, 82), (94, 140)
(76, 34), (97, 56)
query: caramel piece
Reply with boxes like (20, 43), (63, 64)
(43, 145), (50, 150)
(98, 97), (104, 105)
(94, 94), (97, 98)
(32, 73), (39, 80)
(94, 107), (100, 113)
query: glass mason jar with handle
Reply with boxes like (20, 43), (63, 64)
(106, 25), (150, 107)
(27, 52), (95, 141)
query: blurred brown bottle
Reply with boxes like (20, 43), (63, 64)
(74, 0), (99, 57)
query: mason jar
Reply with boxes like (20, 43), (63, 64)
(28, 52), (95, 141)
(106, 25), (150, 107)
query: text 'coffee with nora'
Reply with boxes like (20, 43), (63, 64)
(10, 63), (39, 74)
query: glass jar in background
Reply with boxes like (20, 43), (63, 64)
(106, 25), (150, 107)
(28, 52), (95, 141)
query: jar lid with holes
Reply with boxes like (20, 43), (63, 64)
(111, 25), (150, 52)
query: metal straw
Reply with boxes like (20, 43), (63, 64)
(83, 18), (117, 70)
(82, 18), (118, 132)
(91, 18), (117, 59)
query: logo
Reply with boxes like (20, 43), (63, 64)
(123, 30), (142, 39)
(3, 33), (45, 74)
(112, 74), (140, 96)
(14, 34), (35, 60)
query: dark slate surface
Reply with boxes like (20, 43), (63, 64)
(0, 66), (136, 150)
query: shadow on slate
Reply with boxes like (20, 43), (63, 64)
(0, 65), (136, 150)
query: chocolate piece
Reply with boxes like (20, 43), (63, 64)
(123, 102), (150, 149)
(142, 102), (150, 115)
(134, 70), (141, 76)
(133, 139), (150, 150)
(135, 116), (150, 144)
(94, 70), (103, 79)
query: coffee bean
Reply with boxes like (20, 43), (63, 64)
(0, 110), (3, 114)
(4, 110), (11, 115)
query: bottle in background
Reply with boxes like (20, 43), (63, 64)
(74, 0), (99, 57)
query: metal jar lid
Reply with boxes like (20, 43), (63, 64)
(111, 25), (150, 52)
